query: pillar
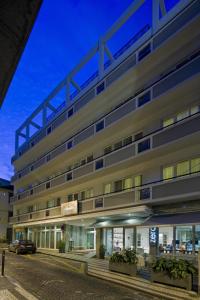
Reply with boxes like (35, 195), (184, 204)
(149, 227), (159, 257)
(96, 228), (103, 258)
(173, 226), (176, 255)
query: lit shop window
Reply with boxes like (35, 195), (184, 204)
(123, 178), (132, 189)
(163, 166), (174, 180)
(177, 160), (189, 176)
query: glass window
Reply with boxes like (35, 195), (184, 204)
(50, 231), (54, 249)
(113, 228), (123, 251)
(163, 166), (174, 180)
(104, 183), (111, 194)
(177, 110), (189, 121)
(176, 226), (192, 253)
(104, 146), (112, 155)
(177, 160), (189, 176)
(114, 180), (123, 192)
(74, 193), (79, 201)
(134, 175), (142, 187)
(95, 198), (103, 208)
(67, 194), (73, 202)
(163, 118), (174, 128)
(80, 191), (86, 200)
(47, 200), (54, 208)
(191, 158), (200, 173)
(86, 188), (94, 198)
(123, 178), (132, 189)
(67, 140), (73, 149)
(195, 225), (200, 252)
(159, 227), (173, 253)
(95, 159), (104, 170)
(123, 136), (132, 146)
(137, 227), (149, 254)
(191, 105), (199, 115)
(66, 172), (72, 181)
(96, 120), (104, 132)
(125, 228), (134, 250)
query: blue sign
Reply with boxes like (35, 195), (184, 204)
(149, 227), (158, 244)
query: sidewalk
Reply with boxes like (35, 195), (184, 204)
(0, 275), (39, 300)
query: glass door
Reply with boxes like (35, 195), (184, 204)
(113, 227), (123, 251)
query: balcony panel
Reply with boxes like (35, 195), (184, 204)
(49, 206), (61, 217)
(104, 191), (135, 208)
(105, 98), (136, 127)
(73, 162), (94, 179)
(105, 144), (135, 167)
(74, 126), (94, 145)
(152, 175), (200, 199)
(153, 56), (200, 98)
(32, 211), (45, 219)
(106, 53), (136, 87)
(51, 175), (65, 188)
(34, 183), (46, 195)
(52, 112), (66, 130)
(153, 115), (200, 148)
(81, 200), (93, 212)
(51, 144), (66, 160)
(153, 0), (200, 49)
(74, 89), (95, 112)
(34, 156), (46, 169)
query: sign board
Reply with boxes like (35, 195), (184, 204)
(149, 227), (158, 245)
(61, 201), (78, 216)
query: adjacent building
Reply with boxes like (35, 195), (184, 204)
(0, 178), (13, 241)
(10, 0), (200, 257)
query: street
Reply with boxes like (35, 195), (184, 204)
(1, 252), (166, 300)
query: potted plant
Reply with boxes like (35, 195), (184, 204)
(99, 244), (106, 259)
(57, 240), (65, 253)
(151, 257), (197, 290)
(109, 249), (138, 276)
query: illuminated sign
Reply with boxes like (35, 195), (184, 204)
(61, 201), (78, 216)
(149, 227), (158, 244)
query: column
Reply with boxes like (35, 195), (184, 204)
(173, 226), (176, 255)
(149, 227), (159, 257)
(96, 228), (103, 258)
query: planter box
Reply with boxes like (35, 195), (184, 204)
(109, 262), (137, 276)
(151, 271), (192, 291)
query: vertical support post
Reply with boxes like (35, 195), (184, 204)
(173, 226), (176, 256)
(15, 132), (19, 152)
(1, 250), (5, 276)
(26, 124), (30, 141)
(66, 76), (71, 105)
(133, 226), (137, 250)
(98, 38), (104, 80)
(152, 0), (160, 34)
(96, 228), (103, 258)
(198, 250), (200, 295)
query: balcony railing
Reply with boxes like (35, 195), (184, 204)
(10, 112), (200, 203)
(13, 0), (198, 159)
(12, 51), (200, 183)
(10, 171), (200, 224)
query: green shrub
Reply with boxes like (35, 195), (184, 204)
(152, 257), (197, 280)
(110, 249), (138, 264)
(57, 240), (65, 251)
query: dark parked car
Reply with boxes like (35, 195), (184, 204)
(8, 240), (36, 254)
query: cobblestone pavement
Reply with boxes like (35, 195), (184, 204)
(0, 252), (167, 300)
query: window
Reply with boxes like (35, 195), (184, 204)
(46, 210), (50, 217)
(114, 141), (122, 150)
(47, 200), (54, 208)
(177, 109), (189, 121)
(191, 105), (199, 115)
(123, 178), (132, 189)
(74, 193), (79, 201)
(68, 107), (74, 118)
(177, 160), (189, 176)
(30, 165), (34, 171)
(134, 132), (143, 141)
(134, 175), (142, 187)
(114, 180), (123, 192)
(95, 159), (104, 170)
(67, 140), (73, 149)
(86, 188), (94, 198)
(96, 120), (104, 132)
(68, 194), (73, 202)
(47, 126), (52, 135)
(87, 155), (93, 163)
(66, 172), (72, 181)
(138, 43), (151, 61)
(30, 189), (34, 195)
(95, 198), (103, 208)
(31, 141), (35, 148)
(56, 198), (61, 206)
(191, 158), (200, 173)
(104, 183), (111, 194)
(123, 136), (132, 146)
(80, 191), (86, 200)
(163, 166), (174, 180)
(104, 146), (112, 155)
(140, 188), (150, 200)
(46, 182), (51, 189)
(163, 118), (174, 128)
(28, 206), (33, 213)
(46, 154), (51, 162)
(138, 91), (151, 107)
(138, 138), (150, 153)
(137, 233), (141, 247)
(96, 82), (105, 94)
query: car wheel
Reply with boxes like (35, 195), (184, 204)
(15, 249), (20, 255)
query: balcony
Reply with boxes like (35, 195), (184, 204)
(10, 112), (200, 204)
(10, 172), (200, 225)
(12, 0), (199, 161)
(12, 52), (200, 183)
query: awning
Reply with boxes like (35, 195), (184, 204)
(141, 212), (200, 226)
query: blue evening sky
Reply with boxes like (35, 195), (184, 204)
(0, 0), (178, 180)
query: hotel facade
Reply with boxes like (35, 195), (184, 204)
(10, 0), (200, 257)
